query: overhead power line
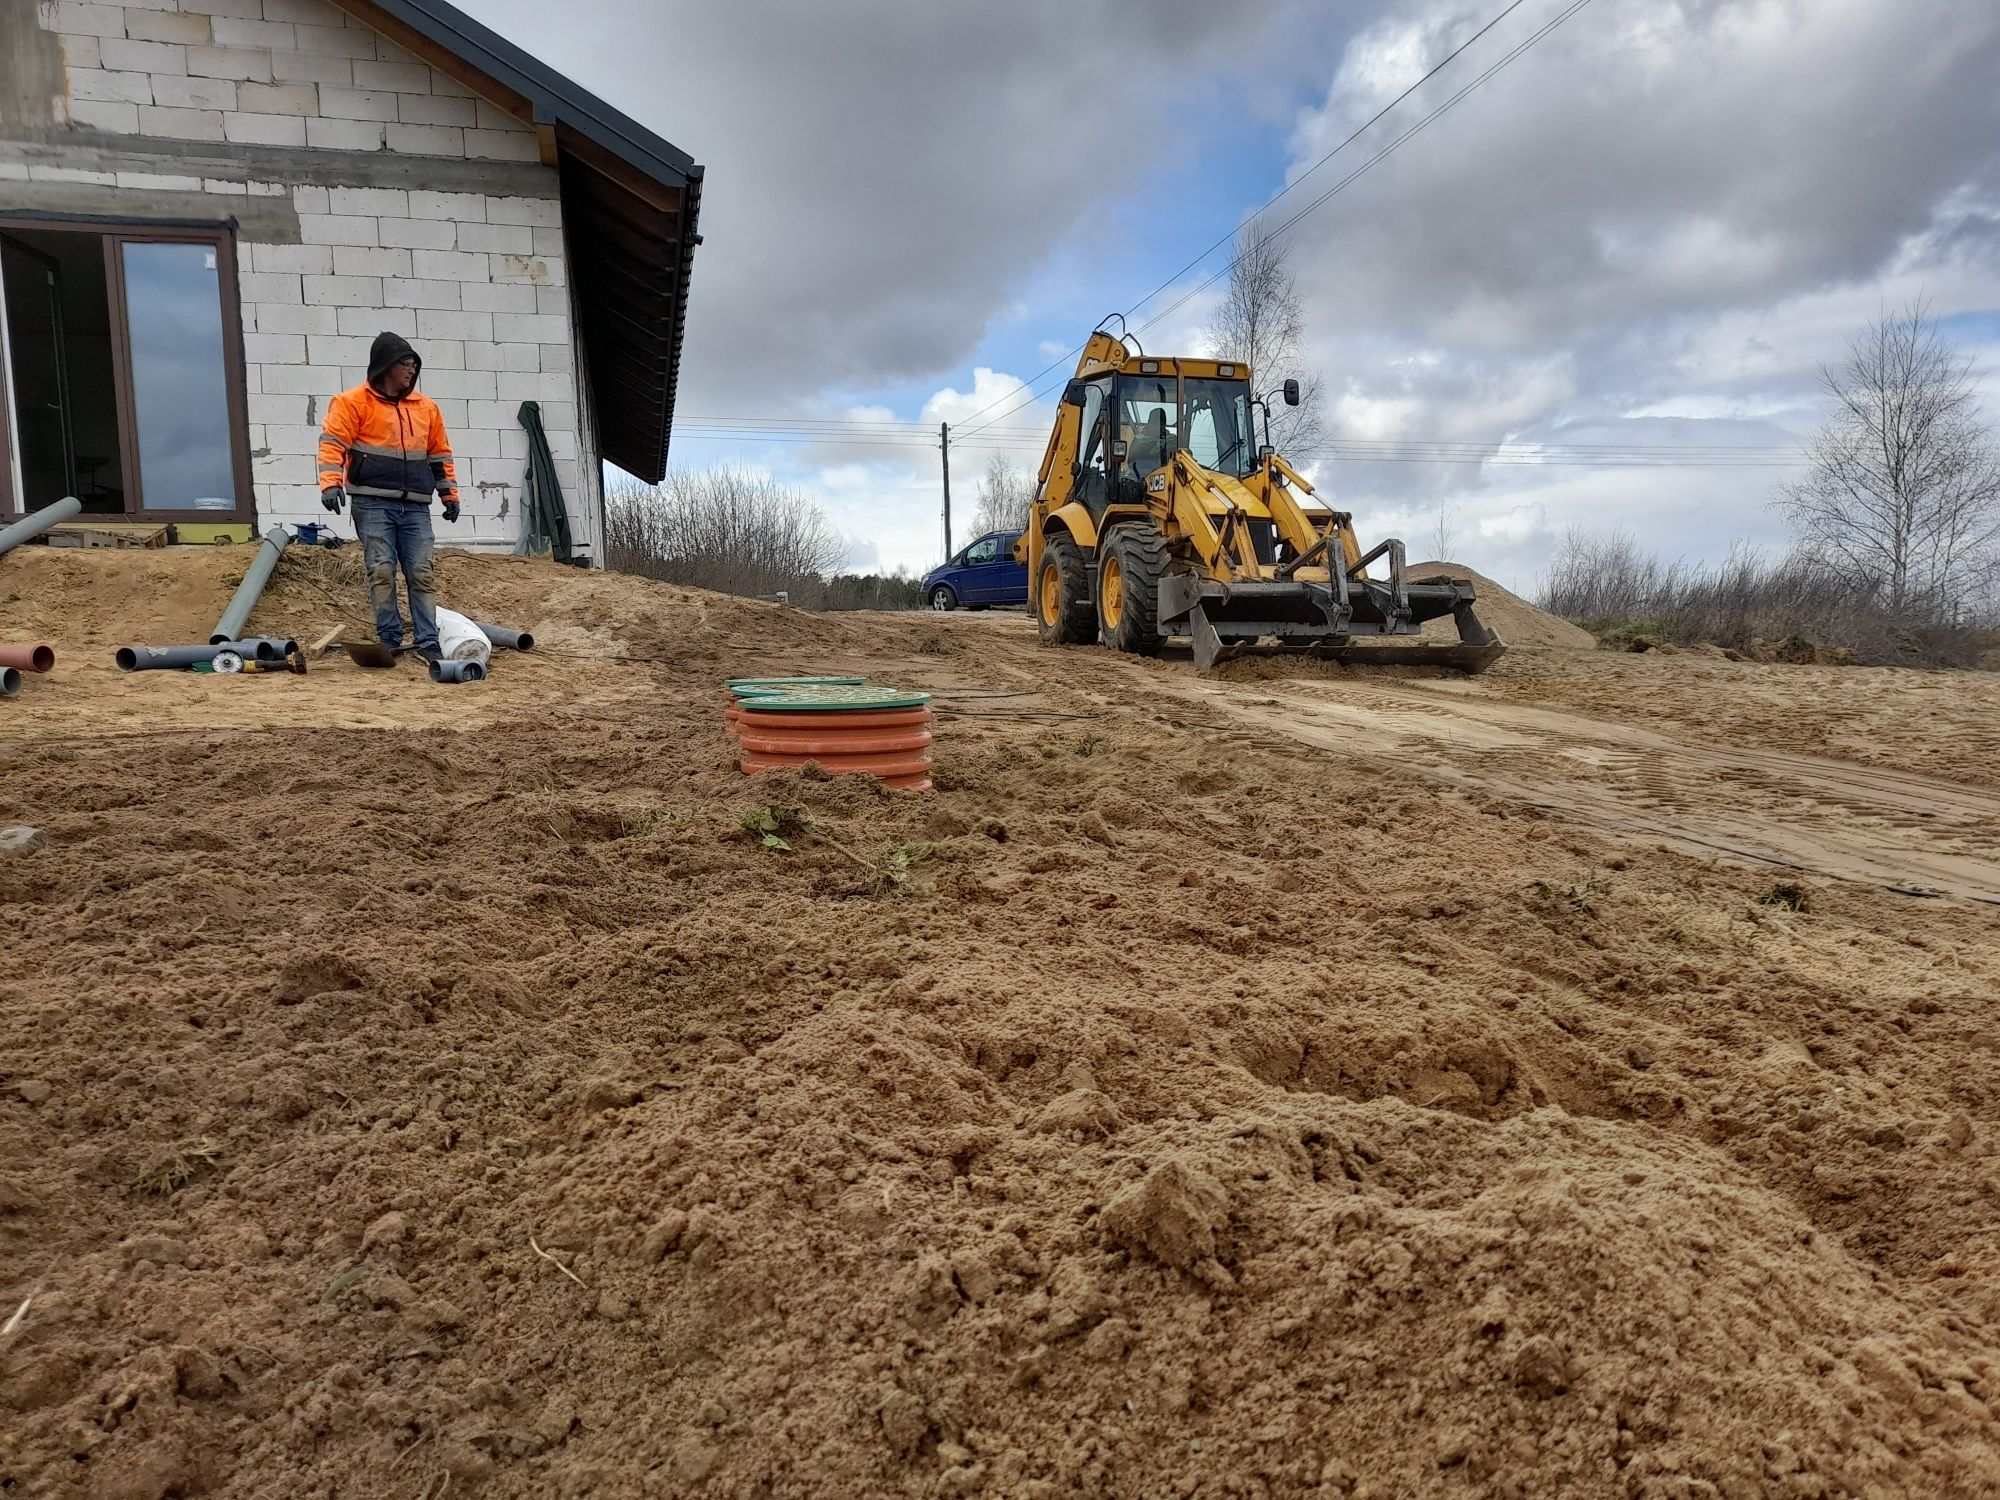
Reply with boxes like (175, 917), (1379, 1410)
(946, 0), (1538, 437)
(1310, 449), (1803, 469)
(957, 0), (1600, 441)
(665, 418), (1804, 469)
(675, 414), (1046, 438)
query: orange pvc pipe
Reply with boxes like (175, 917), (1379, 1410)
(0, 644), (54, 673)
(737, 704), (935, 792)
(736, 707), (932, 731)
(740, 732), (932, 756)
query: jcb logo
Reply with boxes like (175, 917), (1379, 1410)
(1148, 474), (1166, 493)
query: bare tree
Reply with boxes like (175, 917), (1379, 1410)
(969, 453), (1032, 536)
(1429, 501), (1457, 563)
(1777, 300), (2000, 619)
(1538, 526), (1993, 666)
(605, 466), (846, 599)
(1204, 220), (1325, 454)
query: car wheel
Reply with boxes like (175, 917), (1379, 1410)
(929, 586), (956, 611)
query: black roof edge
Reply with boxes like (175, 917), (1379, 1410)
(340, 0), (703, 191)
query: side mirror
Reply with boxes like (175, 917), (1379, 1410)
(1258, 444), (1276, 461)
(1062, 379), (1088, 407)
(1282, 379), (1300, 407)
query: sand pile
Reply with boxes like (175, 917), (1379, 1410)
(3, 550), (1998, 1498)
(1405, 560), (1597, 650)
(0, 543), (918, 739)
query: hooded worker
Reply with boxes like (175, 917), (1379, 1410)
(317, 332), (459, 661)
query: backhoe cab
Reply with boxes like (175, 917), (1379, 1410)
(1018, 325), (1505, 671)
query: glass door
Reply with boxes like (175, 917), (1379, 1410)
(116, 240), (239, 514)
(0, 235), (77, 512)
(0, 221), (247, 522)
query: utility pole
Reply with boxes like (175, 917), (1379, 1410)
(939, 421), (952, 561)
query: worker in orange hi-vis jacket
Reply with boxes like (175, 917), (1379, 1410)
(316, 331), (460, 661)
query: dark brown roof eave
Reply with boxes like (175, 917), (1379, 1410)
(325, 0), (702, 484)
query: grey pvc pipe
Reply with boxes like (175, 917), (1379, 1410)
(0, 666), (18, 698)
(209, 527), (291, 645)
(116, 643), (224, 672)
(0, 496), (82, 558)
(429, 658), (485, 683)
(473, 620), (534, 651)
(221, 635), (295, 662)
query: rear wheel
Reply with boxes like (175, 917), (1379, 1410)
(1097, 523), (1167, 656)
(1036, 533), (1095, 645)
(929, 585), (956, 611)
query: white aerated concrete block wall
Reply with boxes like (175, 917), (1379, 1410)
(8, 0), (604, 560)
(238, 182), (584, 552)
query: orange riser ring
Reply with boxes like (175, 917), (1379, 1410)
(738, 728), (932, 757)
(737, 706), (933, 730)
(736, 703), (935, 792)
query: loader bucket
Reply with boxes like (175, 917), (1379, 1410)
(1158, 571), (1507, 673)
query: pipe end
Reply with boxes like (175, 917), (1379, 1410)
(0, 667), (18, 698)
(115, 647), (139, 672)
(514, 633), (535, 652)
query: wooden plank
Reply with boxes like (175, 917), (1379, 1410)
(44, 522), (168, 549)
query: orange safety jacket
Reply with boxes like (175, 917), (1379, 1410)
(317, 383), (458, 506)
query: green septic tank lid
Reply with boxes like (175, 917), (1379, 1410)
(725, 675), (867, 697)
(740, 684), (932, 712)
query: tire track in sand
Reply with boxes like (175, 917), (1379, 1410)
(1173, 672), (2000, 904)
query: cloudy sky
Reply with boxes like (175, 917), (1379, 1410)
(464, 0), (2000, 592)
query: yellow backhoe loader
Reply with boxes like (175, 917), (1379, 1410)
(1017, 323), (1505, 671)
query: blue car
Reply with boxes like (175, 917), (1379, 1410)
(923, 529), (1027, 611)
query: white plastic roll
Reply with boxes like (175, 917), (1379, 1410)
(434, 608), (492, 666)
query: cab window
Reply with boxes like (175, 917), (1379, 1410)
(963, 536), (999, 564)
(1075, 378), (1111, 514)
(1183, 378), (1254, 477)
(1117, 374), (1179, 499)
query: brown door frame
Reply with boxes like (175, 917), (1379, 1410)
(0, 323), (11, 514)
(0, 214), (255, 526)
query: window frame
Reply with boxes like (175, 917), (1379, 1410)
(0, 214), (254, 526)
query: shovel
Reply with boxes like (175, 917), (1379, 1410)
(342, 640), (398, 669)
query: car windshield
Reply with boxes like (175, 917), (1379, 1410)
(1182, 378), (1255, 477)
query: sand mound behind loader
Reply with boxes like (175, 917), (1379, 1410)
(1406, 560), (1598, 649)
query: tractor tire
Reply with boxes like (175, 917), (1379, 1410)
(1097, 522), (1167, 656)
(1036, 533), (1095, 645)
(929, 585), (956, 611)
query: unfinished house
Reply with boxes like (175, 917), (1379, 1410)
(0, 0), (701, 560)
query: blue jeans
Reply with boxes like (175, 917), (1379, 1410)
(355, 501), (439, 653)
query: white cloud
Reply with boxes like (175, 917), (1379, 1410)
(1267, 0), (2000, 579)
(461, 0), (1295, 409)
(464, 0), (2000, 589)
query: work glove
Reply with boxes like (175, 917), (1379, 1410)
(321, 486), (345, 514)
(441, 499), (461, 524)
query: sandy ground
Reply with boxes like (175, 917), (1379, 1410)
(3, 547), (1999, 1499)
